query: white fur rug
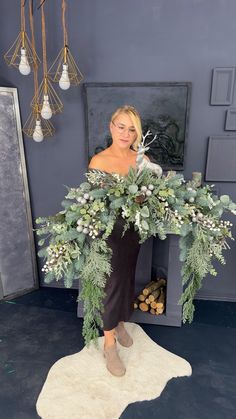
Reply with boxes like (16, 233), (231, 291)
(36, 322), (192, 419)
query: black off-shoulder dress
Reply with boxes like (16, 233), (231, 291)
(101, 215), (141, 331)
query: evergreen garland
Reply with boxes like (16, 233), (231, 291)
(34, 167), (236, 347)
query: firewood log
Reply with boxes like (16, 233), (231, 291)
(156, 287), (165, 309)
(156, 307), (164, 314)
(139, 302), (149, 312)
(155, 277), (166, 289)
(133, 298), (139, 309)
(143, 281), (159, 296)
(137, 294), (146, 302)
(148, 288), (161, 303)
(150, 308), (156, 315)
(150, 300), (158, 309)
(143, 278), (166, 296)
(145, 298), (151, 304)
(142, 280), (156, 291)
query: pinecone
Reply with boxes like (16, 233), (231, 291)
(135, 193), (146, 204)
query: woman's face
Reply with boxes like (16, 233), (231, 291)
(110, 112), (137, 150)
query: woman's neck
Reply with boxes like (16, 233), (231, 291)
(108, 144), (134, 158)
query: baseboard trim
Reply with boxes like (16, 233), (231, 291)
(195, 294), (236, 302)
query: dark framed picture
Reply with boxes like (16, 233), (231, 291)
(205, 135), (236, 182)
(83, 82), (192, 171)
(210, 67), (235, 105)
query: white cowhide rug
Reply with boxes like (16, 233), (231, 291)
(36, 322), (192, 419)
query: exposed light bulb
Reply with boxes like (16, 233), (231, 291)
(41, 95), (52, 120)
(19, 48), (31, 75)
(33, 119), (44, 142)
(59, 63), (70, 90)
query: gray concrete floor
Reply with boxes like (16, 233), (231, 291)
(0, 288), (235, 419)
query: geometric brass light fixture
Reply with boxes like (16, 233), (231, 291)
(48, 0), (84, 90)
(23, 0), (55, 141)
(23, 108), (55, 142)
(4, 0), (40, 75)
(31, 1), (63, 121)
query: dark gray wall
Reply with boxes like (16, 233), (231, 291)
(0, 0), (236, 300)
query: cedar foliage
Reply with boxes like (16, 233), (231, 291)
(35, 167), (236, 346)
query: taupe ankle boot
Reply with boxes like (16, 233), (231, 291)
(103, 339), (126, 377)
(115, 323), (133, 347)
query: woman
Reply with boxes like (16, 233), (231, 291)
(89, 105), (149, 377)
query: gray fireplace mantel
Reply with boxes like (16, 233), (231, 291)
(77, 234), (183, 328)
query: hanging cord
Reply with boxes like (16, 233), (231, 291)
(62, 0), (68, 62)
(41, 1), (48, 94)
(38, 0), (47, 9)
(29, 0), (39, 112)
(21, 0), (26, 47)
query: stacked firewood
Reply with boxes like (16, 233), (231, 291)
(134, 278), (166, 315)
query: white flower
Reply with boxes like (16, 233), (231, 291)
(121, 205), (130, 218)
(135, 211), (142, 231)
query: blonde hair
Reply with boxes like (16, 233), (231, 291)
(110, 105), (142, 151)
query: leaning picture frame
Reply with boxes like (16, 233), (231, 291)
(83, 82), (192, 171)
(205, 135), (236, 182)
(0, 86), (39, 298)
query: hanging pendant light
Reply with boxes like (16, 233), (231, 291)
(31, 1), (63, 120)
(48, 0), (84, 89)
(23, 0), (55, 141)
(4, 0), (40, 75)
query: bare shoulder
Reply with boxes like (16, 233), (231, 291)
(88, 151), (107, 170)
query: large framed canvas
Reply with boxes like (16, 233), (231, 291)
(83, 82), (192, 171)
(0, 87), (38, 299)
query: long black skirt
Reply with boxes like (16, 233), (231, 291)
(101, 216), (141, 331)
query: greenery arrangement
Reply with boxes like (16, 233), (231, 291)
(35, 167), (236, 347)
